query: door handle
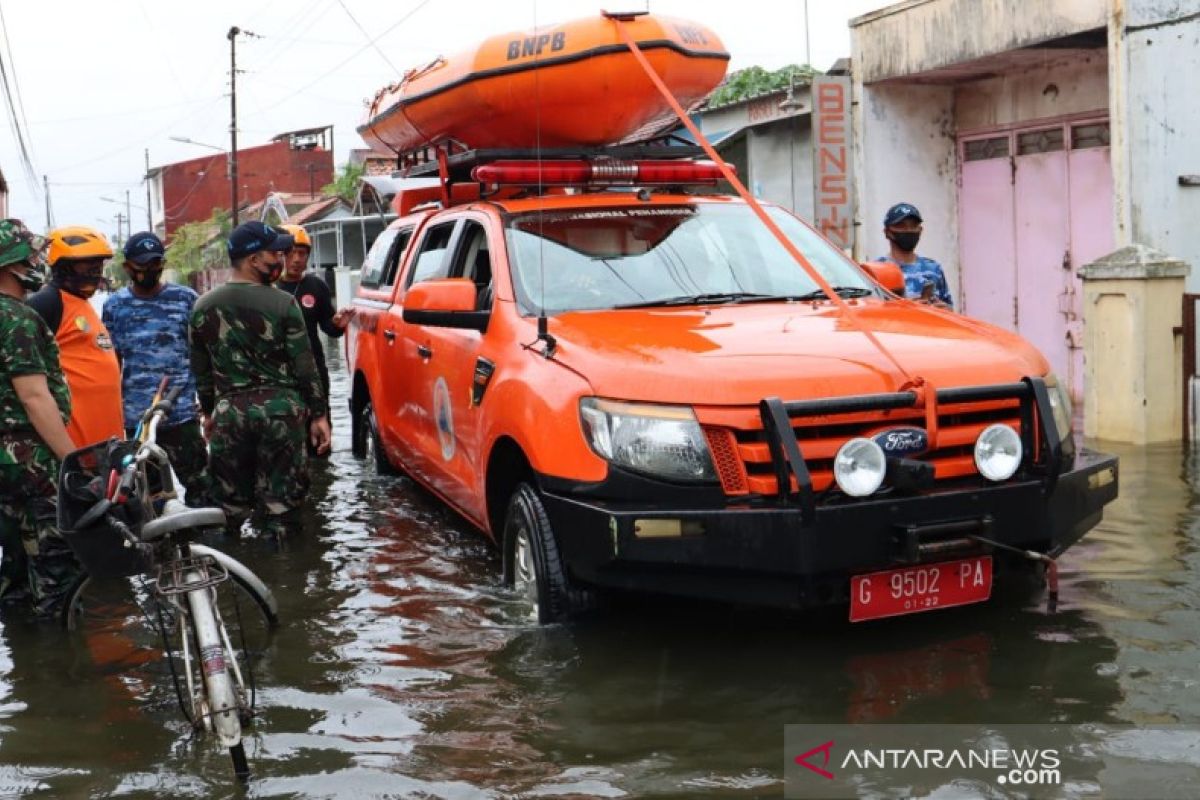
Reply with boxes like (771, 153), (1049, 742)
(383, 329), (396, 342)
(417, 343), (433, 359)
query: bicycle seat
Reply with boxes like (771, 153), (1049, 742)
(140, 500), (226, 542)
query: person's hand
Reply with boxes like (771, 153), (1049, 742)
(309, 414), (332, 455)
(201, 413), (215, 440)
(332, 307), (356, 329)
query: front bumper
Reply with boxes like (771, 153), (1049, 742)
(539, 448), (1118, 611)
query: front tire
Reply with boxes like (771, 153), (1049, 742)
(502, 483), (595, 624)
(360, 400), (398, 476)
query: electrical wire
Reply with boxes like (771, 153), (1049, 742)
(245, 0), (433, 119)
(335, 0), (403, 77)
(0, 0), (38, 191)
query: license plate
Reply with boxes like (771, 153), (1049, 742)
(849, 556), (993, 622)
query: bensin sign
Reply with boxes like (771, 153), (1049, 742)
(811, 76), (853, 252)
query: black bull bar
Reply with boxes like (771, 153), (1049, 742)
(758, 377), (1068, 524)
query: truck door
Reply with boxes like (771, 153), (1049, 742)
(385, 218), (461, 489)
(410, 216), (497, 525)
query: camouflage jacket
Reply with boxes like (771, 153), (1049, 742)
(0, 293), (71, 446)
(188, 282), (325, 417)
(103, 283), (200, 428)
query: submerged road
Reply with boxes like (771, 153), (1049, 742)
(0, 343), (1197, 798)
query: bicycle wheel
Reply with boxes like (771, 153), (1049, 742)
(184, 583), (249, 780)
(60, 573), (170, 668)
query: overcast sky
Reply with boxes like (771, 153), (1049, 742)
(0, 0), (885, 241)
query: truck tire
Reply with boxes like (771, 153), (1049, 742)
(360, 400), (398, 476)
(503, 483), (596, 623)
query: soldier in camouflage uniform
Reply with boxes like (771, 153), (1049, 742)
(0, 219), (82, 616)
(189, 221), (330, 537)
(102, 232), (208, 503)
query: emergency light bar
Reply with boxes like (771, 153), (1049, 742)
(471, 159), (731, 187)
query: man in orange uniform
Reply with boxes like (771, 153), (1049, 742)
(27, 226), (124, 447)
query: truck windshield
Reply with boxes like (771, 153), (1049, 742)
(505, 204), (875, 315)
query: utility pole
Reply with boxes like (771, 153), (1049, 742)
(126, 190), (133, 235)
(43, 174), (51, 230)
(115, 212), (125, 246)
(228, 26), (241, 227)
(144, 148), (153, 230)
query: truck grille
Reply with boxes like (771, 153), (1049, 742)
(703, 400), (1024, 497)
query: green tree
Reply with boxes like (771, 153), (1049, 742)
(165, 208), (229, 282)
(323, 161), (365, 204)
(707, 64), (820, 107)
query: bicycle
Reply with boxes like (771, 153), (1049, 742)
(56, 385), (279, 781)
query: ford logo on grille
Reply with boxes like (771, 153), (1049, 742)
(872, 427), (929, 457)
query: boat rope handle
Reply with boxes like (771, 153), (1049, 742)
(606, 12), (925, 396)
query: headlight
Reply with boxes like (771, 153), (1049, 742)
(974, 424), (1022, 481)
(1044, 374), (1073, 438)
(833, 437), (886, 497)
(579, 398), (716, 482)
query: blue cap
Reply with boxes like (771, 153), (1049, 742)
(227, 221), (294, 261)
(883, 203), (923, 227)
(123, 231), (166, 265)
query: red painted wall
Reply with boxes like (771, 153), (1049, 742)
(161, 141), (333, 234)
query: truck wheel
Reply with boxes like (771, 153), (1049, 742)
(503, 483), (595, 623)
(361, 401), (398, 476)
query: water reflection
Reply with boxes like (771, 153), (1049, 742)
(0, 351), (1197, 797)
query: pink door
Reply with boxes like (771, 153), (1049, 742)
(959, 119), (1113, 412)
(959, 137), (1016, 329)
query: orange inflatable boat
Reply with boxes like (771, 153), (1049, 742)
(358, 12), (729, 154)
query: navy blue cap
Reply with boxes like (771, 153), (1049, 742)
(123, 231), (166, 265)
(227, 221), (294, 262)
(883, 203), (923, 227)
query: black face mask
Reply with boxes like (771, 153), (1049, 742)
(888, 230), (921, 253)
(129, 268), (162, 290)
(56, 269), (107, 298)
(253, 256), (282, 286)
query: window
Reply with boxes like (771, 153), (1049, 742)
(380, 228), (414, 288)
(406, 221), (458, 286)
(1017, 127), (1065, 156)
(964, 136), (1010, 162)
(451, 220), (493, 310)
(358, 228), (399, 288)
(1071, 122), (1110, 150)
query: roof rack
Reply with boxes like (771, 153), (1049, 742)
(402, 145), (707, 182)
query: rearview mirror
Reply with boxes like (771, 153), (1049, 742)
(860, 261), (906, 296)
(403, 278), (489, 332)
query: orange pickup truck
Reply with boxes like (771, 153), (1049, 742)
(346, 149), (1117, 623)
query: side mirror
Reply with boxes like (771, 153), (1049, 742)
(860, 261), (906, 296)
(402, 278), (490, 332)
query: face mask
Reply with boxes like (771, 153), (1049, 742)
(888, 230), (921, 253)
(58, 268), (107, 298)
(10, 261), (47, 293)
(254, 255), (282, 286)
(130, 268), (162, 291)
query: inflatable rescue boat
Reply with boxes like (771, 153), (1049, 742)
(358, 13), (729, 154)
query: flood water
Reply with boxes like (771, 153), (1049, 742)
(1, 345), (1198, 798)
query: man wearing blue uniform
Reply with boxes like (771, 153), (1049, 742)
(877, 203), (953, 308)
(102, 232), (208, 503)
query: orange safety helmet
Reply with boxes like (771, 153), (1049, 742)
(280, 224), (312, 249)
(47, 225), (114, 266)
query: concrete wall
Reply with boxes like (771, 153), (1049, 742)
(1120, 0), (1200, 289)
(748, 117), (815, 220)
(955, 50), (1109, 131)
(852, 82), (959, 295)
(851, 0), (1109, 84)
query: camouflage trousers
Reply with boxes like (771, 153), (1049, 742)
(127, 418), (210, 506)
(0, 433), (82, 618)
(207, 391), (309, 536)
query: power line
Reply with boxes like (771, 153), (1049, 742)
(0, 0), (37, 191)
(335, 0), (402, 76)
(246, 0), (433, 119)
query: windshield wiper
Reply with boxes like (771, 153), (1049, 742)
(612, 292), (780, 309)
(791, 286), (876, 301)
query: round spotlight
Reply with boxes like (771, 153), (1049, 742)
(834, 437), (887, 497)
(974, 424), (1023, 481)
